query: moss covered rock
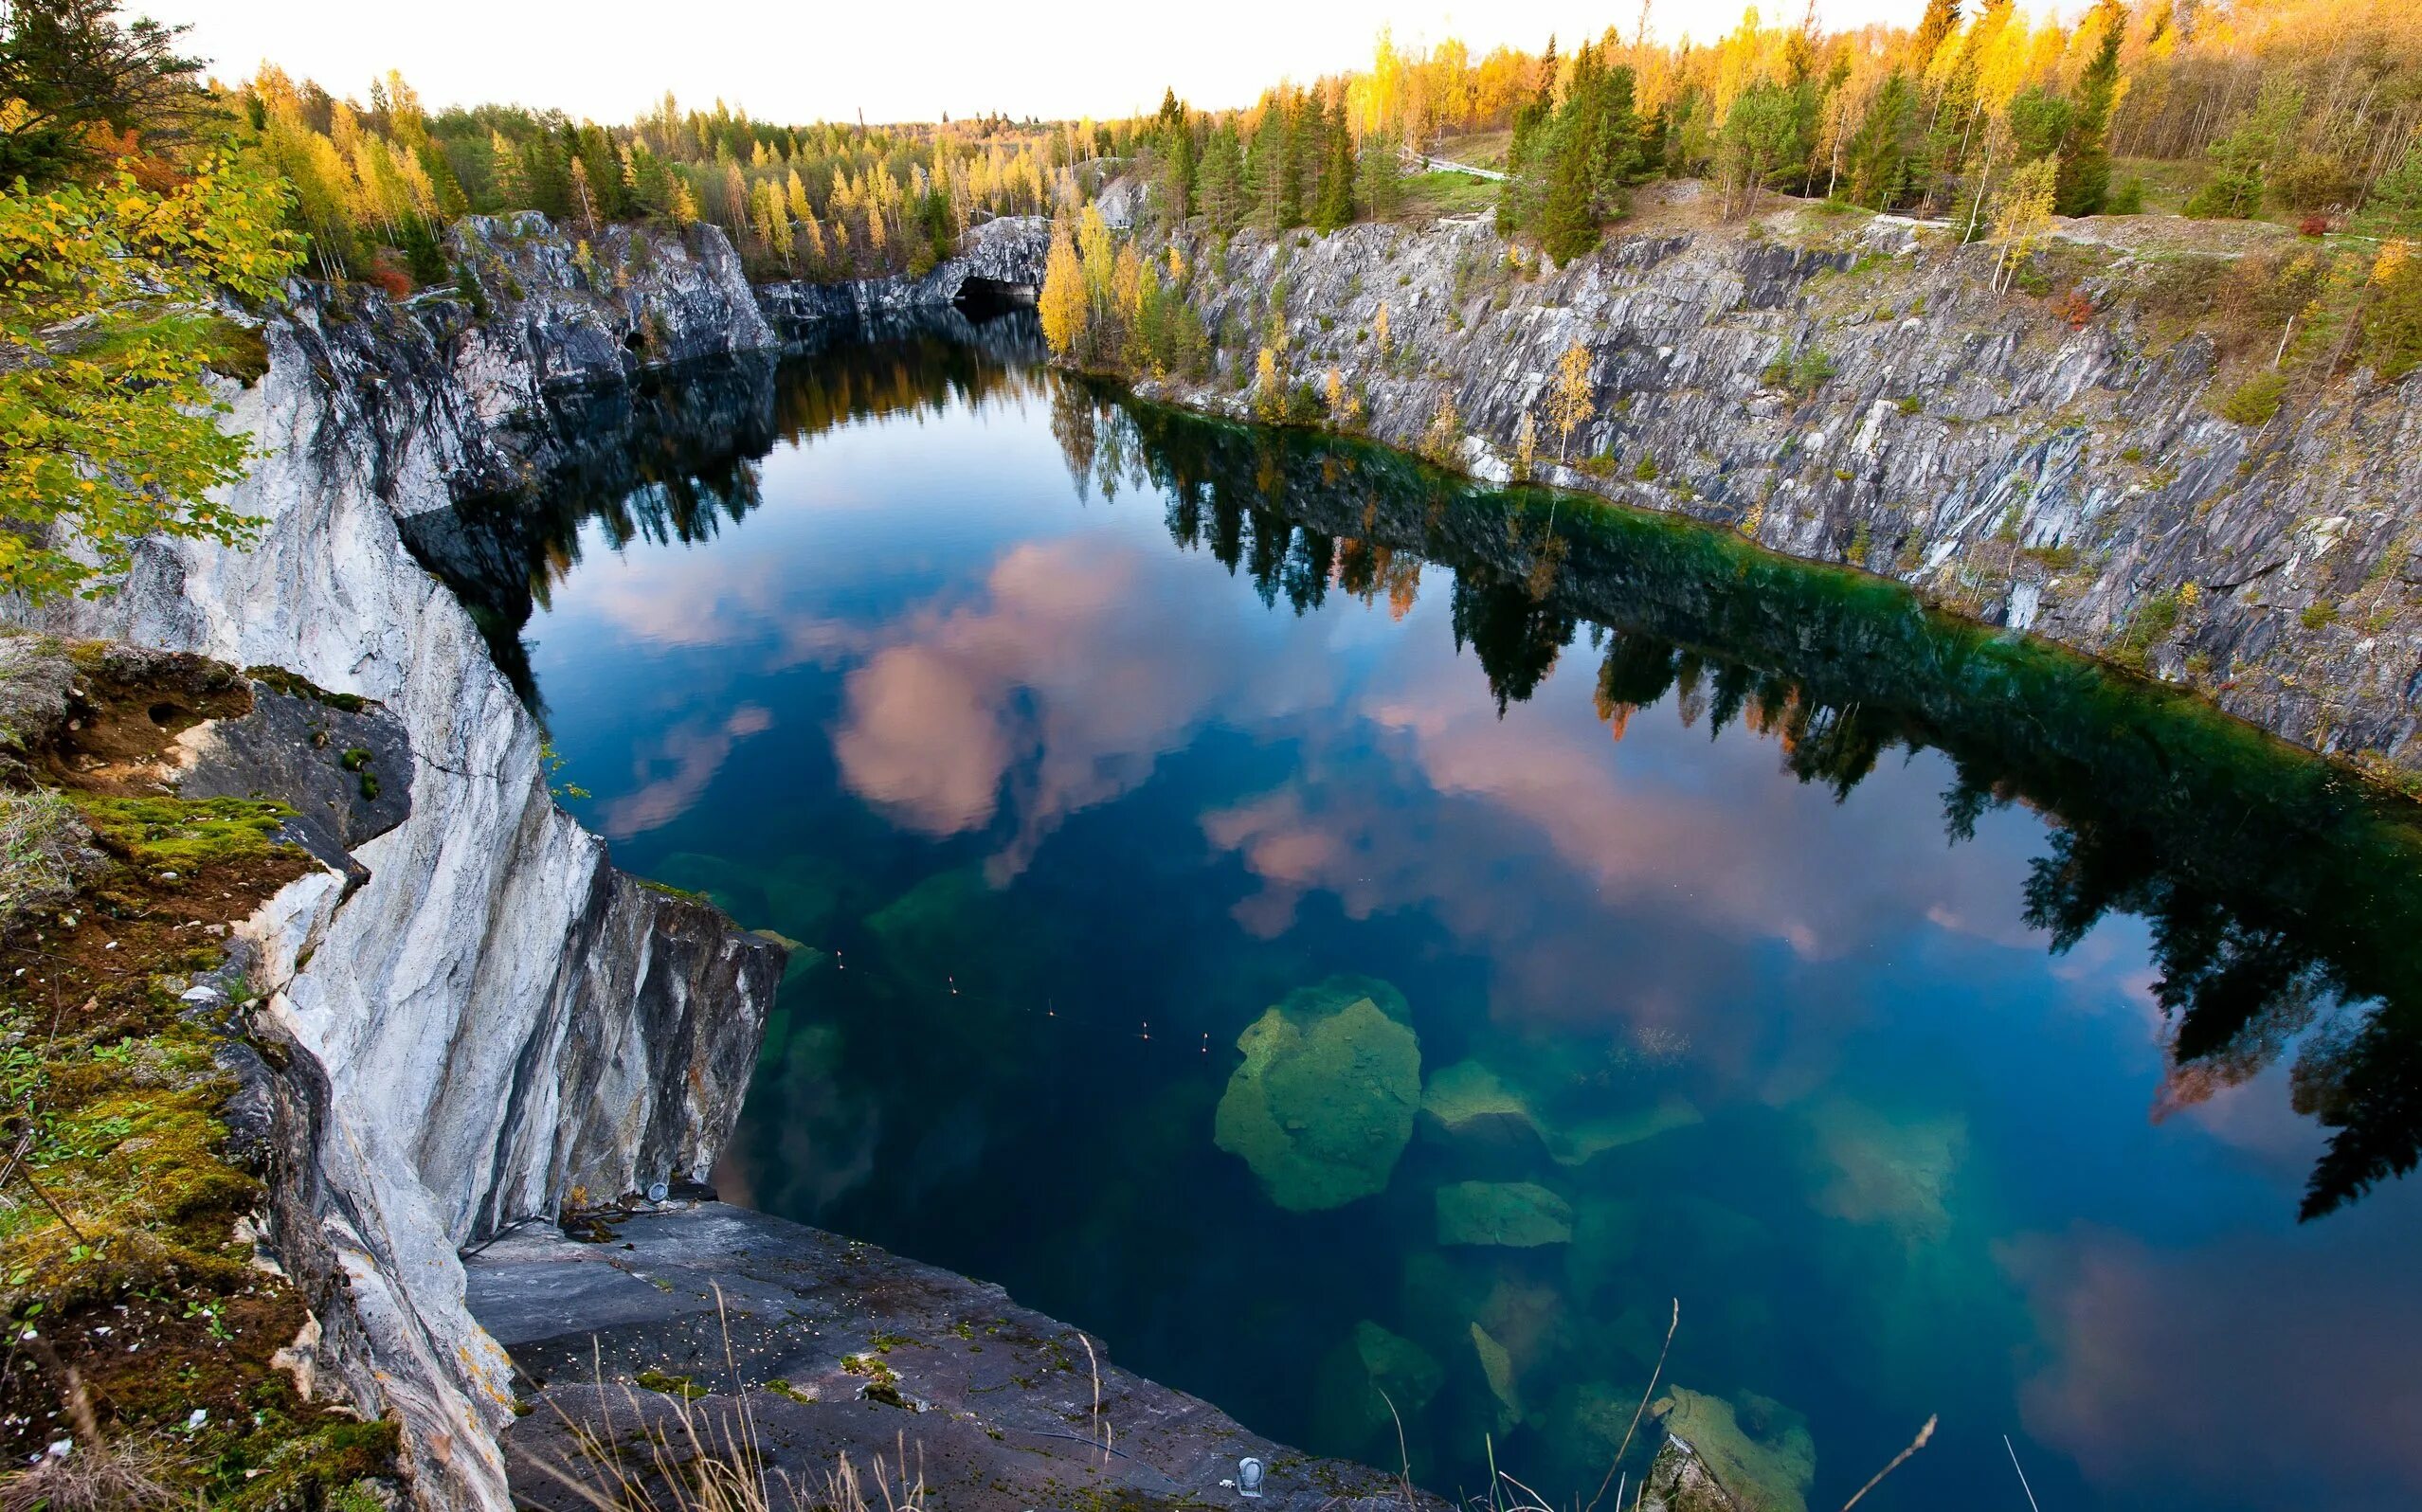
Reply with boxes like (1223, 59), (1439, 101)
(1650, 1387), (1815, 1512)
(1212, 979), (1420, 1211)
(1436, 1180), (1575, 1247)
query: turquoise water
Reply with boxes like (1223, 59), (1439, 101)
(420, 317), (2422, 1512)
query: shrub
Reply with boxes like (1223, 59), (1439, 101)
(2298, 214), (2332, 239)
(2215, 370), (2288, 425)
(1896, 394), (1924, 415)
(2051, 289), (2094, 329)
(2106, 178), (2145, 214)
(2301, 601), (2340, 630)
(1632, 454), (1660, 481)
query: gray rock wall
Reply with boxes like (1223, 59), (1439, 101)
(1141, 215), (2422, 773)
(24, 220), (786, 1512)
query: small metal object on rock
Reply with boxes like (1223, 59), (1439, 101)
(647, 1180), (670, 1203)
(1238, 1456), (1264, 1499)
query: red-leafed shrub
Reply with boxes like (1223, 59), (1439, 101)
(2299, 214), (2332, 239)
(363, 260), (414, 300)
(2051, 289), (2094, 330)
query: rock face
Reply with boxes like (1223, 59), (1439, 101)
(464, 1203), (1439, 1512)
(757, 213), (1050, 329)
(19, 219), (786, 1512)
(1144, 214), (2422, 772)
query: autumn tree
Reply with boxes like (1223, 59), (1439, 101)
(1548, 342), (1595, 461)
(0, 0), (202, 188)
(1038, 213), (1088, 358)
(0, 152), (301, 598)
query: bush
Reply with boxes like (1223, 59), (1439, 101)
(2301, 601), (2340, 630)
(2106, 178), (2145, 214)
(0, 788), (92, 925)
(1632, 454), (1660, 481)
(2215, 370), (2288, 425)
(2298, 214), (2332, 239)
(2050, 289), (2094, 329)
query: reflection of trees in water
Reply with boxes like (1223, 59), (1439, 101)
(407, 314), (1049, 703)
(1100, 386), (2422, 1221)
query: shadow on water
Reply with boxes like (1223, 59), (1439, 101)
(404, 314), (2422, 1232)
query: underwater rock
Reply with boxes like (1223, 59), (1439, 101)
(1806, 1100), (1966, 1246)
(1470, 1322), (1525, 1431)
(1650, 1388), (1815, 1512)
(1563, 1197), (1641, 1298)
(1213, 981), (1421, 1211)
(1437, 1180), (1576, 1247)
(1421, 1059), (1533, 1131)
(1311, 1320), (1447, 1449)
(1637, 1433), (1743, 1512)
(1420, 1057), (1700, 1165)
(1567, 1380), (1648, 1464)
(1542, 1093), (1704, 1166)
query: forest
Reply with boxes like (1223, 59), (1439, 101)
(181, 2), (2422, 300)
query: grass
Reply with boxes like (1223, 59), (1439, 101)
(520, 1290), (931, 1512)
(1400, 171), (1498, 222)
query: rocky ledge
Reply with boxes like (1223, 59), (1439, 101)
(467, 1202), (1436, 1511)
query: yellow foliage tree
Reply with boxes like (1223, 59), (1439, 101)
(1039, 217), (1089, 358)
(1548, 342), (1595, 461)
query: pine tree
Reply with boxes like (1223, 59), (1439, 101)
(1164, 110), (1197, 221)
(1356, 129), (1405, 222)
(1199, 120), (1247, 231)
(2054, 0), (2124, 216)
(1846, 72), (1920, 209)
(1313, 98), (1355, 232)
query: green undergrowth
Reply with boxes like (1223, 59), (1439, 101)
(0, 650), (401, 1505)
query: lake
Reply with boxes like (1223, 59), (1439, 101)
(412, 313), (2422, 1512)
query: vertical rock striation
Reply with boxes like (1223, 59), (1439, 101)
(1140, 214), (2422, 773)
(21, 219), (786, 1511)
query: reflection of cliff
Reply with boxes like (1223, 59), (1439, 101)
(1082, 387), (2422, 1221)
(403, 312), (1049, 703)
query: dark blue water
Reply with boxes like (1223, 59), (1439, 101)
(420, 319), (2422, 1512)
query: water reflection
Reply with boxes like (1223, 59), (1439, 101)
(409, 316), (2422, 1512)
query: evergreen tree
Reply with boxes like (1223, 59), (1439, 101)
(1355, 128), (1405, 222)
(1163, 108), (1196, 221)
(1199, 119), (1247, 231)
(2054, 0), (2124, 216)
(1846, 72), (1920, 209)
(1313, 97), (1355, 232)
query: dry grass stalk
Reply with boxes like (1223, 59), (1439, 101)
(1838, 1414), (1936, 1512)
(1076, 1331), (1110, 1466)
(0, 1364), (185, 1512)
(514, 1286), (929, 1512)
(1581, 1297), (1678, 1512)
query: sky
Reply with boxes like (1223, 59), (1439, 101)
(156, 0), (1925, 125)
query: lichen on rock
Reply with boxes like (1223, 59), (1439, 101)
(1212, 976), (1421, 1211)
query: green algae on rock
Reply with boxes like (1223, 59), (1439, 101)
(1421, 1055), (1701, 1165)
(1470, 1321), (1525, 1431)
(1436, 1179), (1576, 1247)
(1651, 1387), (1816, 1512)
(1310, 1319), (1446, 1450)
(1212, 979), (1421, 1211)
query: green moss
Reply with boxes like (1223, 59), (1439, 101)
(244, 665), (368, 711)
(765, 1377), (814, 1404)
(69, 795), (295, 873)
(1212, 979), (1420, 1212)
(634, 1368), (707, 1399)
(201, 318), (271, 386)
(338, 747), (371, 771)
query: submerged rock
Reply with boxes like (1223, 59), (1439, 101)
(1422, 1055), (1701, 1165)
(1311, 1320), (1447, 1451)
(1806, 1099), (1966, 1246)
(1436, 1179), (1576, 1247)
(1470, 1322), (1525, 1431)
(1213, 979), (1420, 1211)
(1638, 1433), (1744, 1512)
(1650, 1387), (1816, 1512)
